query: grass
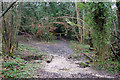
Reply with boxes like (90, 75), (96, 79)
(2, 55), (43, 78)
(2, 58), (28, 78)
(70, 40), (120, 75)
(16, 43), (37, 56)
(70, 40), (90, 52)
(93, 59), (120, 74)
(69, 40), (94, 64)
(2, 57), (42, 78)
(18, 43), (35, 51)
(2, 43), (47, 78)
(70, 40), (94, 56)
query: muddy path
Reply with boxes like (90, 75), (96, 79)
(19, 39), (118, 78)
(29, 40), (74, 57)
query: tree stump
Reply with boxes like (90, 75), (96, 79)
(46, 55), (54, 63)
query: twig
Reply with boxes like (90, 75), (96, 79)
(111, 34), (120, 40)
(110, 44), (118, 58)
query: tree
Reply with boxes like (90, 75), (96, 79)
(2, 2), (21, 57)
(0, 2), (2, 32)
(116, 1), (120, 30)
(88, 2), (112, 62)
(75, 1), (83, 43)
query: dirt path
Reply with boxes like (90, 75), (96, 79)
(30, 40), (74, 57)
(20, 39), (117, 78)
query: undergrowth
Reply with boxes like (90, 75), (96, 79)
(70, 40), (120, 75)
(2, 56), (42, 78)
(2, 43), (45, 78)
(93, 58), (120, 74)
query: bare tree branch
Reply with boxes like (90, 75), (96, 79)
(0, 0), (18, 18)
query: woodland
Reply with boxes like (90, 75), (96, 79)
(0, 1), (120, 78)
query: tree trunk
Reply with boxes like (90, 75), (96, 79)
(0, 2), (2, 32)
(75, 0), (83, 43)
(116, 2), (120, 30)
(82, 8), (85, 42)
(2, 2), (19, 57)
(91, 3), (110, 62)
(2, 3), (14, 56)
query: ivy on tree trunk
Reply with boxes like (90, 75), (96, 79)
(116, 2), (120, 30)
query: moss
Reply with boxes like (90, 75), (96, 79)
(85, 61), (90, 64)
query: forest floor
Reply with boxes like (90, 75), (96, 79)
(17, 36), (119, 78)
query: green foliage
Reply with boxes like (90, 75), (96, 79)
(2, 2), (120, 76)
(37, 28), (55, 41)
(2, 58), (27, 78)
(116, 2), (120, 10)
(2, 56), (42, 78)
(80, 62), (88, 67)
(2, 61), (19, 68)
(94, 58), (119, 74)
(70, 40), (90, 52)
(85, 3), (115, 62)
(18, 43), (35, 51)
(78, 3), (86, 10)
(19, 2), (77, 41)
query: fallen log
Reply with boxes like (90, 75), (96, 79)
(46, 55), (54, 63)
